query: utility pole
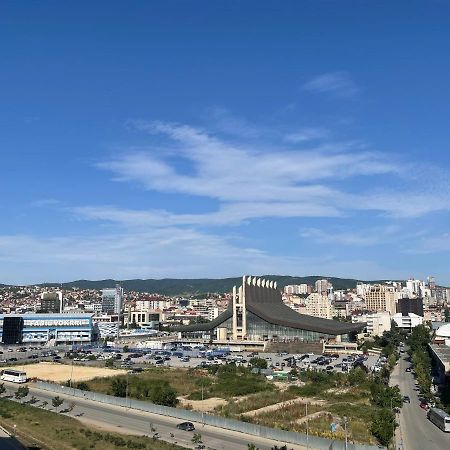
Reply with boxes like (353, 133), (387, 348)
(344, 416), (348, 450)
(201, 381), (205, 427)
(126, 371), (129, 408)
(306, 401), (309, 450)
(70, 358), (75, 394)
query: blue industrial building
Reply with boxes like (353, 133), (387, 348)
(0, 313), (95, 344)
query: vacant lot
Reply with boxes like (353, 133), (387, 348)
(4, 362), (127, 382)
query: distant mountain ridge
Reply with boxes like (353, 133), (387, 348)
(17, 275), (401, 296)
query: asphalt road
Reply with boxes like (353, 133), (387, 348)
(2, 381), (309, 450)
(390, 353), (450, 450)
(0, 428), (26, 450)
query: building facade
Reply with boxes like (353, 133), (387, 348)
(303, 293), (334, 319)
(352, 311), (391, 336)
(101, 285), (123, 314)
(364, 284), (398, 315)
(176, 276), (364, 342)
(0, 313), (94, 344)
(397, 297), (424, 317)
(392, 313), (423, 332)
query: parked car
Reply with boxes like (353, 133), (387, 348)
(419, 402), (429, 410)
(405, 367), (411, 372)
(176, 422), (195, 431)
(403, 395), (411, 403)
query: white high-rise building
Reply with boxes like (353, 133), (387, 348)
(315, 279), (331, 295)
(356, 283), (370, 298)
(284, 284), (309, 295)
(405, 279), (425, 298)
(352, 312), (391, 336)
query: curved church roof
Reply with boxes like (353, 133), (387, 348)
(174, 276), (365, 336)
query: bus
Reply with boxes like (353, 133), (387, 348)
(0, 369), (27, 383)
(427, 407), (450, 432)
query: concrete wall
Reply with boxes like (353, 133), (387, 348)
(35, 381), (384, 450)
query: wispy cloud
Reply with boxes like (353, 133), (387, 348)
(284, 127), (329, 143)
(300, 225), (403, 247)
(102, 120), (397, 206)
(30, 198), (61, 208)
(11, 117), (448, 284)
(90, 119), (450, 226)
(303, 71), (360, 98)
(0, 230), (393, 285)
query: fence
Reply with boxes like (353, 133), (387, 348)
(35, 381), (384, 450)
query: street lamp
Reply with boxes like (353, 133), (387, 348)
(344, 416), (348, 450)
(306, 402), (309, 450)
(125, 371), (129, 408)
(70, 358), (75, 394)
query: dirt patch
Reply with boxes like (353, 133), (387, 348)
(242, 396), (326, 417)
(295, 410), (332, 424)
(6, 362), (127, 383)
(177, 396), (227, 412)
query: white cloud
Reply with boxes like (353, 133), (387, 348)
(302, 71), (360, 98)
(300, 225), (402, 247)
(30, 198), (61, 208)
(0, 230), (395, 285)
(72, 201), (342, 228)
(91, 120), (450, 224)
(101, 121), (397, 206)
(284, 127), (329, 143)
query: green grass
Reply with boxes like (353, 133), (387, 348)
(85, 364), (273, 403)
(187, 365), (273, 400)
(85, 366), (203, 397)
(0, 397), (186, 450)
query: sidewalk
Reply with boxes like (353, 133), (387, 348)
(389, 359), (404, 450)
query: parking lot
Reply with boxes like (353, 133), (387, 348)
(1, 344), (383, 378)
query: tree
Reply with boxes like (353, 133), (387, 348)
(40, 400), (48, 408)
(247, 444), (259, 450)
(0, 383), (6, 396)
(112, 377), (127, 397)
(75, 382), (90, 391)
(408, 325), (431, 353)
(105, 358), (115, 368)
(52, 396), (64, 412)
(15, 386), (29, 402)
(370, 381), (402, 409)
(192, 433), (203, 445)
(445, 308), (450, 323)
(371, 408), (396, 446)
(122, 345), (129, 353)
(348, 367), (367, 386)
(151, 383), (178, 407)
(249, 357), (268, 370)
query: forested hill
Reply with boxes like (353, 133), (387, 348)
(32, 275), (394, 296)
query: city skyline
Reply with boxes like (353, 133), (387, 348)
(2, 2), (450, 284)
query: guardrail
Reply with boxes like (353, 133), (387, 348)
(35, 380), (384, 450)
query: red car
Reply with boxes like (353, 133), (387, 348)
(419, 402), (429, 410)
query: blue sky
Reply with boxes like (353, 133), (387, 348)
(1, 1), (450, 284)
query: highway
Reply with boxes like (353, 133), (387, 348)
(390, 353), (450, 450)
(2, 381), (309, 450)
